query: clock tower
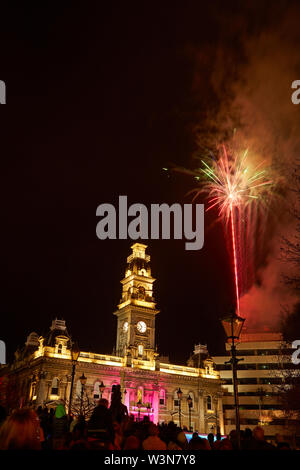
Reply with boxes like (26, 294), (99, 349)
(114, 243), (159, 361)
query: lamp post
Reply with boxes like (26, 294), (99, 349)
(220, 310), (245, 449)
(69, 342), (80, 418)
(187, 394), (193, 431)
(177, 388), (183, 429)
(99, 381), (105, 399)
(79, 373), (87, 417)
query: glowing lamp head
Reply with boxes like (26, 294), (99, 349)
(79, 373), (87, 385)
(99, 381), (105, 393)
(71, 342), (80, 362)
(221, 310), (245, 340)
(187, 394), (193, 407)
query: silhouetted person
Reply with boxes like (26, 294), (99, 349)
(88, 398), (114, 445)
(109, 384), (128, 424)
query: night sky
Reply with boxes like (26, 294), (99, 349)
(1, 2), (299, 364)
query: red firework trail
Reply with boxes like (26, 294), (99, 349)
(187, 145), (274, 314)
(230, 205), (240, 314)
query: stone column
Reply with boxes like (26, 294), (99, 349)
(198, 391), (205, 433)
(65, 376), (71, 407)
(36, 372), (47, 406)
(218, 396), (224, 435)
(152, 387), (159, 424)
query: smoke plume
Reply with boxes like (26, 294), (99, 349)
(191, 3), (300, 330)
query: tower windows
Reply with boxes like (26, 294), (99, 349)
(138, 344), (144, 356)
(138, 286), (145, 299)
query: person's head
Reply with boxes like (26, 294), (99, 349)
(98, 398), (109, 408)
(123, 435), (140, 450)
(189, 437), (204, 450)
(192, 432), (199, 439)
(207, 433), (214, 444)
(176, 430), (188, 448)
(148, 423), (159, 436)
(0, 408), (41, 450)
(219, 438), (233, 450)
(198, 438), (211, 450)
(244, 428), (252, 439)
(253, 426), (265, 441)
(275, 433), (284, 444)
(216, 432), (221, 441)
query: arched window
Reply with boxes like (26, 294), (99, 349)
(207, 395), (212, 410)
(51, 377), (59, 395)
(159, 389), (166, 406)
(138, 344), (144, 356)
(57, 344), (62, 354)
(138, 286), (145, 299)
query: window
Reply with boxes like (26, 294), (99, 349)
(51, 377), (59, 395)
(173, 390), (179, 408)
(138, 344), (143, 356)
(159, 389), (166, 406)
(93, 381), (101, 399)
(239, 378), (258, 385)
(57, 344), (62, 354)
(207, 395), (212, 410)
(259, 378), (283, 385)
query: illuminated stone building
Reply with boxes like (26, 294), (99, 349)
(1, 243), (224, 433)
(213, 332), (300, 443)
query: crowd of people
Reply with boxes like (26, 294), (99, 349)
(0, 385), (293, 450)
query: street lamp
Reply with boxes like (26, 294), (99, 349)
(187, 394), (193, 431)
(221, 310), (245, 449)
(177, 388), (183, 429)
(79, 373), (87, 417)
(69, 342), (80, 418)
(99, 381), (105, 399)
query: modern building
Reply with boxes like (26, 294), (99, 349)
(213, 331), (300, 443)
(0, 243), (224, 433)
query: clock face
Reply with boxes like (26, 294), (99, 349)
(123, 321), (128, 332)
(137, 321), (147, 333)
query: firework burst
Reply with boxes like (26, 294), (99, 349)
(190, 145), (274, 314)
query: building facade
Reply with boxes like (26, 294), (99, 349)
(213, 331), (300, 443)
(1, 243), (224, 434)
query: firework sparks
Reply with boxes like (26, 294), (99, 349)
(190, 145), (274, 314)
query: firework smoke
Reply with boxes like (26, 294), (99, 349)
(190, 3), (300, 330)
